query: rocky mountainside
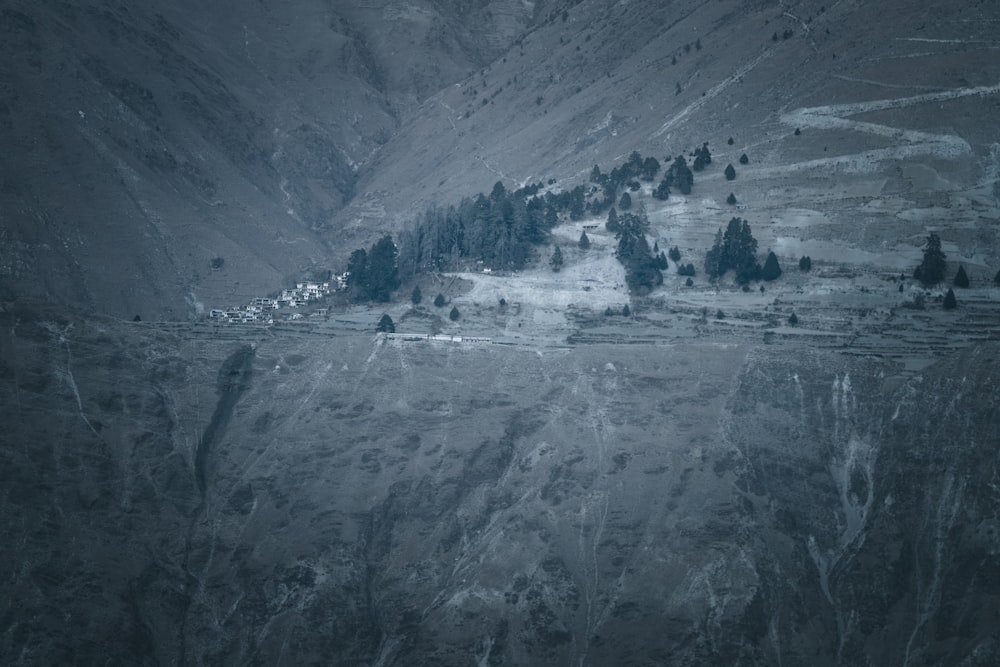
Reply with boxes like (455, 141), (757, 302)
(2, 300), (998, 665)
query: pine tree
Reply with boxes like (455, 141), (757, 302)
(550, 245), (564, 272)
(619, 191), (632, 210)
(788, 312), (799, 325)
(954, 264), (970, 288)
(668, 245), (682, 262)
(739, 153), (749, 165)
(726, 193), (737, 205)
(605, 207), (620, 232)
(762, 251), (782, 281)
(411, 285), (422, 305)
(995, 268), (1000, 286)
(724, 163), (737, 181)
(943, 288), (957, 310)
(914, 233), (946, 286)
(449, 305), (460, 321)
(653, 177), (671, 200)
(622, 304), (631, 317)
(376, 313), (395, 333)
(727, 137), (734, 145)
(799, 256), (812, 271)
(434, 293), (446, 307)
(578, 231), (590, 249)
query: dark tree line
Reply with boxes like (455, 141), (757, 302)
(347, 235), (400, 302)
(394, 181), (571, 279)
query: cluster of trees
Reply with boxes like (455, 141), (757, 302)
(703, 217), (781, 284)
(654, 155), (696, 199)
(611, 209), (663, 294)
(589, 151), (661, 215)
(393, 180), (572, 279)
(347, 235), (400, 302)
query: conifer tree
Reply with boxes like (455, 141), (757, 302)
(579, 231), (590, 249)
(434, 293), (446, 307)
(411, 285), (422, 305)
(762, 251), (782, 281)
(449, 305), (461, 321)
(943, 288), (957, 310)
(724, 163), (737, 181)
(954, 264), (970, 288)
(550, 245), (564, 272)
(914, 233), (946, 286)
(376, 313), (395, 333)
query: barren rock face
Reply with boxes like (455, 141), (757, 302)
(3, 300), (997, 665)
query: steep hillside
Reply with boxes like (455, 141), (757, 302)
(2, 300), (997, 665)
(344, 0), (1000, 282)
(0, 0), (544, 318)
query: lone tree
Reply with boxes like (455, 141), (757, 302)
(578, 231), (591, 249)
(724, 163), (737, 181)
(788, 312), (799, 326)
(550, 245), (564, 272)
(954, 264), (970, 288)
(739, 153), (749, 165)
(914, 233), (946, 286)
(726, 192), (737, 205)
(799, 256), (812, 271)
(762, 250), (782, 281)
(411, 285), (422, 305)
(449, 305), (460, 321)
(434, 293), (446, 307)
(943, 288), (957, 310)
(376, 313), (395, 333)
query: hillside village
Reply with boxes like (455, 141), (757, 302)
(208, 276), (344, 324)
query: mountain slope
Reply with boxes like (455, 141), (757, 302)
(2, 301), (997, 664)
(0, 0), (544, 318)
